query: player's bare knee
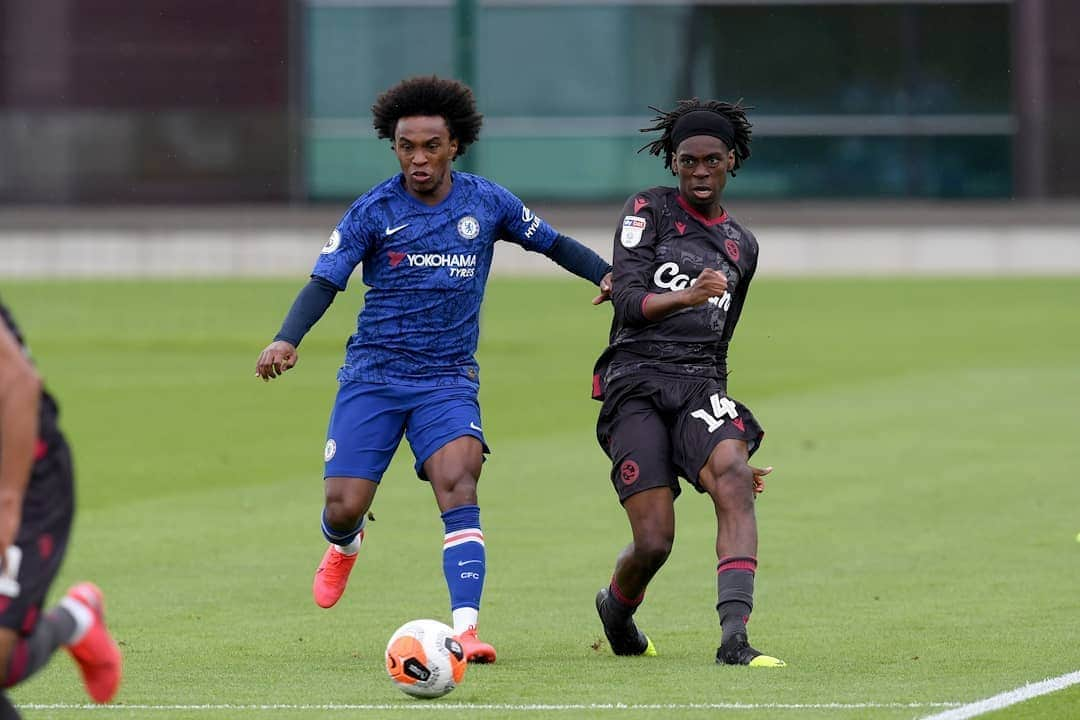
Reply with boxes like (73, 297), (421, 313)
(432, 470), (479, 510)
(323, 492), (366, 528)
(324, 478), (374, 527)
(633, 533), (673, 570)
(710, 463), (755, 510)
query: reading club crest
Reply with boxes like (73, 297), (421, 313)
(724, 238), (740, 262)
(457, 216), (480, 240)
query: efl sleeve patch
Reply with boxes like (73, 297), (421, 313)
(620, 216), (647, 248)
(312, 218), (368, 290)
(321, 229), (342, 254)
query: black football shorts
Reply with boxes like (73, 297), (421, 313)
(596, 374), (764, 503)
(0, 438), (74, 635)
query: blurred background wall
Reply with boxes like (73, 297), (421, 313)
(2, 0), (1078, 205)
(1, 0), (1079, 278)
(0, 0), (293, 203)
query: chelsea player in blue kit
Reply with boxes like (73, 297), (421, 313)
(255, 76), (612, 663)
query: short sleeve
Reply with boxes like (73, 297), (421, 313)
(493, 183), (557, 253)
(311, 207), (371, 290)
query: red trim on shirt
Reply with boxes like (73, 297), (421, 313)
(33, 439), (47, 461)
(641, 293), (656, 316)
(676, 194), (728, 226)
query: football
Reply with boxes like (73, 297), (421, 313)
(385, 619), (467, 698)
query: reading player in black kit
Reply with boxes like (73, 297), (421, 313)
(0, 302), (122, 717)
(592, 99), (784, 667)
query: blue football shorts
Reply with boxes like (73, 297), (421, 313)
(323, 381), (489, 482)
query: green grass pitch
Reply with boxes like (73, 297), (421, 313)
(3, 277), (1079, 720)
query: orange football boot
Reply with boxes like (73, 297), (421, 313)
(456, 627), (496, 664)
(64, 582), (122, 703)
(312, 539), (360, 608)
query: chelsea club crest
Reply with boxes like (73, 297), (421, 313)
(457, 216), (480, 240)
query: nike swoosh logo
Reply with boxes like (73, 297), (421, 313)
(384, 223), (409, 236)
(457, 560), (482, 566)
(469, 422), (483, 432)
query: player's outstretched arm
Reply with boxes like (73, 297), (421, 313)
(255, 276), (340, 382)
(543, 234), (613, 291)
(0, 322), (39, 553)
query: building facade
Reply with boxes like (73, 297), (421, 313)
(1, 0), (1076, 203)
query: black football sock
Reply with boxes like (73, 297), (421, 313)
(716, 556), (756, 644)
(605, 578), (643, 621)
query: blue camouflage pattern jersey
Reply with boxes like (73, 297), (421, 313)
(312, 171), (558, 388)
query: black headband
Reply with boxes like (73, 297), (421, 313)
(670, 110), (735, 150)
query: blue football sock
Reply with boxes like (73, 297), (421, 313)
(441, 505), (485, 622)
(321, 508), (365, 547)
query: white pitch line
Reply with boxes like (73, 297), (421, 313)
(22, 702), (961, 712)
(918, 670), (1080, 720)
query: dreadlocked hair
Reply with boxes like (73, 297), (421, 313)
(372, 76), (484, 158)
(639, 99), (753, 176)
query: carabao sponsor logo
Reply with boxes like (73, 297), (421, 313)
(652, 261), (731, 309)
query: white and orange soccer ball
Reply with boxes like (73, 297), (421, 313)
(385, 619), (467, 698)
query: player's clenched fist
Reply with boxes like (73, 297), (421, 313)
(686, 267), (728, 306)
(255, 340), (298, 381)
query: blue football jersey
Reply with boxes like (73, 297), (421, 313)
(312, 171), (558, 388)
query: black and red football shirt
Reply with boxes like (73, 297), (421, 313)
(594, 186), (758, 396)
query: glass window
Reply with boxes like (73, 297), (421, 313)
(676, 4), (1010, 115)
(307, 6), (454, 118)
(733, 136), (1011, 198)
(303, 2), (1013, 201)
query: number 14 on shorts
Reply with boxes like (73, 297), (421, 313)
(691, 394), (739, 433)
